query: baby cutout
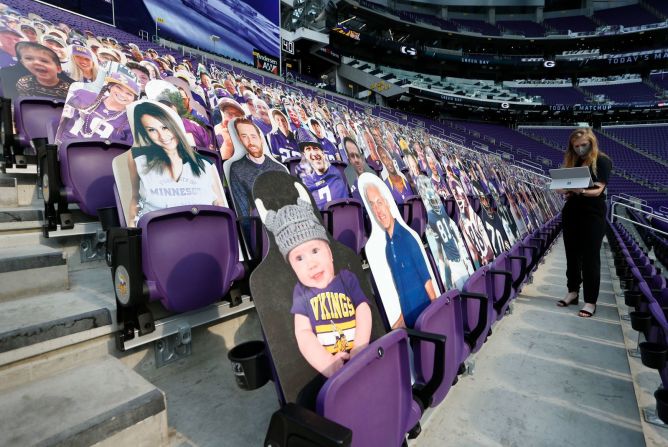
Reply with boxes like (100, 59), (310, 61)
(255, 181), (372, 379)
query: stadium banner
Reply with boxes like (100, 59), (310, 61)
(39, 1), (282, 69)
(39, 0), (115, 25)
(140, 0), (281, 69)
(252, 49), (280, 75)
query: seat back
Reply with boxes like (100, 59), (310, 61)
(402, 195), (427, 238)
(139, 205), (245, 312)
(14, 97), (64, 152)
(196, 147), (224, 181)
(60, 139), (130, 216)
(462, 266), (494, 352)
(285, 156), (302, 176)
(414, 290), (467, 405)
(317, 330), (417, 447)
(322, 198), (367, 254)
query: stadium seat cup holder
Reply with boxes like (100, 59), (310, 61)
(629, 311), (652, 333)
(639, 342), (667, 370)
(228, 340), (271, 391)
(624, 291), (641, 308)
(656, 389), (668, 424)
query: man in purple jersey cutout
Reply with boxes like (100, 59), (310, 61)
(267, 108), (300, 162)
(308, 117), (340, 162)
(295, 127), (349, 209)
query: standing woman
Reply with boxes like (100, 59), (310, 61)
(557, 128), (613, 317)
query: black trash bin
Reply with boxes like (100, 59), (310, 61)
(228, 340), (270, 390)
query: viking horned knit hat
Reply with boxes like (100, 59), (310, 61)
(264, 198), (329, 260)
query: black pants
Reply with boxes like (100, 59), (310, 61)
(562, 198), (607, 304)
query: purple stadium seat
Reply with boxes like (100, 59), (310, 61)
(321, 198), (367, 255)
(400, 195), (427, 238)
(12, 96), (64, 160)
(58, 139), (130, 216)
(38, 137), (130, 232)
(462, 267), (495, 352)
(107, 203), (246, 343)
(315, 330), (423, 447)
(136, 205), (245, 312)
(413, 289), (481, 405)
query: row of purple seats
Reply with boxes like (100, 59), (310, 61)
(649, 72), (668, 92)
(543, 15), (597, 33)
(626, 208), (668, 276)
(603, 124), (668, 163)
(609, 219), (668, 423)
(511, 86), (588, 105)
(451, 19), (501, 36)
(580, 82), (661, 104)
(593, 4), (662, 28)
(496, 20), (547, 37)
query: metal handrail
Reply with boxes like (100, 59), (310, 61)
(609, 200), (668, 237)
(617, 193), (646, 204)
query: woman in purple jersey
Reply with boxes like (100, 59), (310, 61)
(55, 71), (140, 145)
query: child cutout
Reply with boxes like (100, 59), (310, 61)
(256, 182), (372, 378)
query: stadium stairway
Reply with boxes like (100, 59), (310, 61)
(0, 169), (274, 446)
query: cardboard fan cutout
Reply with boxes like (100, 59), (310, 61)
(111, 100), (227, 227)
(267, 108), (300, 162)
(249, 171), (385, 406)
(358, 173), (440, 330)
(222, 116), (287, 249)
(415, 175), (474, 290)
(294, 127), (350, 210)
(0, 40), (73, 101)
(54, 64), (139, 145)
(444, 168), (495, 269)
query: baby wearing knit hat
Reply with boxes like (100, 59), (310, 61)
(257, 182), (372, 378)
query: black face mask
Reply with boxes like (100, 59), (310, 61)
(573, 142), (591, 157)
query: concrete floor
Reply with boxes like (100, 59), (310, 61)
(416, 237), (645, 447)
(150, 236), (646, 447)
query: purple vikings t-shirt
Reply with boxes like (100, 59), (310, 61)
(268, 130), (300, 162)
(291, 270), (369, 354)
(56, 89), (132, 145)
(302, 165), (349, 209)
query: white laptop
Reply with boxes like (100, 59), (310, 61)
(548, 167), (593, 190)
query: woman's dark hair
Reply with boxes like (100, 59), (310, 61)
(132, 101), (205, 176)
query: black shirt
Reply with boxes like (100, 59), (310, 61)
(564, 153), (613, 218)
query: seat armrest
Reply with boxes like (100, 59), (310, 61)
(460, 292), (489, 349)
(488, 269), (513, 312)
(405, 328), (446, 409)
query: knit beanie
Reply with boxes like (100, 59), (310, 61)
(264, 198), (329, 259)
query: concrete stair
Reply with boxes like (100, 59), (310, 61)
(0, 170), (270, 446)
(0, 355), (168, 447)
(0, 245), (68, 301)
